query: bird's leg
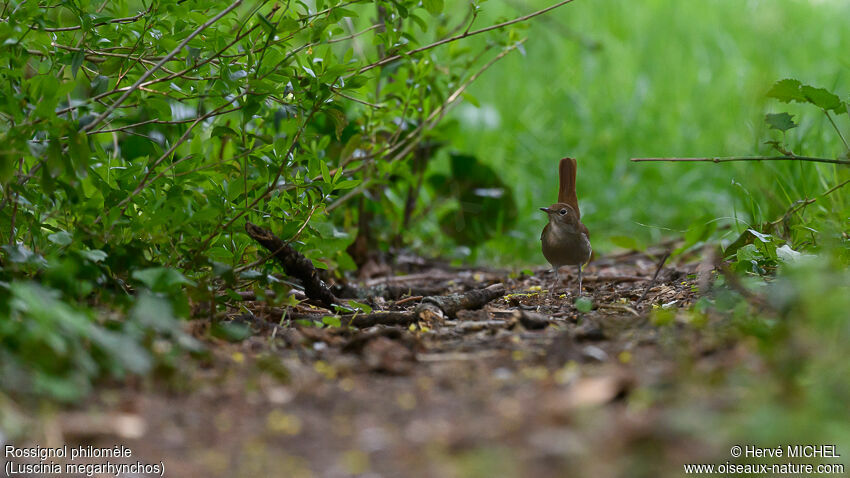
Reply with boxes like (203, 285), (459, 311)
(577, 263), (583, 297)
(549, 268), (560, 297)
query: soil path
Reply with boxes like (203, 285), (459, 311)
(14, 251), (731, 478)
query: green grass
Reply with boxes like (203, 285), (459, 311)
(429, 0), (850, 264)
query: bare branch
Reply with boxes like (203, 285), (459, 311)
(631, 156), (850, 166)
(328, 86), (385, 109)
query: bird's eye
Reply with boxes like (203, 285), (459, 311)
(559, 209), (567, 215)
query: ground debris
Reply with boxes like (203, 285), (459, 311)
(56, 252), (712, 478)
(421, 283), (506, 318)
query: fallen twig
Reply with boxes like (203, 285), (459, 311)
(417, 351), (504, 362)
(245, 222), (337, 308)
(230, 290), (306, 301)
(364, 271), (455, 287)
(583, 275), (649, 283)
(394, 295), (423, 306)
(283, 303), (442, 328)
(336, 282), (447, 301)
(455, 320), (511, 333)
(597, 304), (641, 318)
(513, 310), (553, 330)
(422, 283), (506, 318)
(637, 251), (671, 306)
(279, 284), (505, 327)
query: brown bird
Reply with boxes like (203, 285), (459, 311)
(540, 157), (592, 296)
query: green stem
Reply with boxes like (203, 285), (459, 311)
(823, 109), (850, 152)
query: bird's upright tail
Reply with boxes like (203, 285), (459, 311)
(558, 157), (580, 218)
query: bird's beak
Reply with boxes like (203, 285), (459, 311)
(539, 207), (551, 213)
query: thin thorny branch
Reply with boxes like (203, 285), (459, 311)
(631, 156), (850, 166)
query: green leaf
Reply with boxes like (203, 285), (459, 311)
(575, 296), (592, 312)
(767, 79), (805, 103)
(409, 13), (428, 32)
(47, 231), (73, 246)
(257, 12), (275, 32)
(767, 79), (845, 112)
(326, 108), (347, 139)
(131, 293), (178, 332)
(66, 130), (90, 172)
(211, 125), (240, 137)
(395, 2), (409, 17)
(347, 300), (372, 313)
(776, 244), (805, 263)
(650, 308), (676, 326)
(800, 85), (843, 111)
(70, 51), (84, 79)
(422, 0), (444, 15)
(90, 75), (109, 96)
(461, 91), (480, 108)
(765, 112), (797, 132)
(185, 46), (200, 67)
(320, 159), (331, 183)
(2, 244), (48, 266)
(87, 326), (152, 375)
(322, 315), (341, 327)
(334, 179), (360, 191)
(78, 249), (108, 262)
(211, 321), (253, 342)
(747, 228), (773, 243)
(736, 244), (761, 263)
(132, 267), (197, 291)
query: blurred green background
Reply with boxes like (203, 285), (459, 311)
(412, 0), (850, 264)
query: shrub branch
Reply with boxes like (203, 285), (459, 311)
(631, 155), (850, 166)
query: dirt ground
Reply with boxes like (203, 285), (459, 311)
(6, 250), (747, 478)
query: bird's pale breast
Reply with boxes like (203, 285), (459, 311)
(541, 222), (592, 268)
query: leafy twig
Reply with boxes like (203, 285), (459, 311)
(93, 99), (242, 224)
(324, 39), (526, 212)
(355, 0), (577, 74)
(34, 7), (151, 31)
(81, 0), (244, 133)
(193, 104), (321, 258)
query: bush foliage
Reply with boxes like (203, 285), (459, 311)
(0, 0), (539, 399)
